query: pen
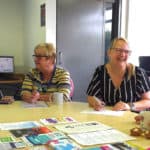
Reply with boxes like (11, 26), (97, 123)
(94, 96), (105, 106)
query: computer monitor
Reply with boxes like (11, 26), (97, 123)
(139, 56), (150, 76)
(0, 56), (14, 73)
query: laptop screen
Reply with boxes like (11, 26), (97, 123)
(0, 56), (14, 73)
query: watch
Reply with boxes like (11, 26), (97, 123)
(129, 102), (135, 110)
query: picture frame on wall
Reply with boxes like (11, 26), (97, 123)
(40, 3), (46, 27)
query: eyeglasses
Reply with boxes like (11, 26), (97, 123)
(112, 48), (132, 55)
(32, 55), (50, 59)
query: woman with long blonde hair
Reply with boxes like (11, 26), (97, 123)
(87, 37), (150, 111)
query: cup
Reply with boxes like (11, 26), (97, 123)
(140, 111), (150, 130)
(52, 92), (63, 105)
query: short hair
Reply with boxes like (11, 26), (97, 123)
(109, 37), (129, 49)
(34, 43), (56, 59)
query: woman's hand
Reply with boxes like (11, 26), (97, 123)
(113, 101), (130, 111)
(39, 93), (53, 102)
(1, 96), (14, 104)
(93, 99), (105, 111)
(31, 91), (40, 103)
(88, 96), (105, 111)
(22, 91), (40, 103)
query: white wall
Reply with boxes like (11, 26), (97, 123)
(0, 0), (56, 73)
(46, 0), (56, 46)
(23, 0), (56, 71)
(0, 0), (24, 71)
(23, 0), (46, 71)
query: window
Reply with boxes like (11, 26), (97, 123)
(121, 0), (150, 66)
(104, 0), (122, 62)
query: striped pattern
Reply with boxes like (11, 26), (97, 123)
(87, 65), (150, 106)
(21, 66), (71, 100)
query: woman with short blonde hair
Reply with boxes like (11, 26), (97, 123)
(21, 43), (71, 103)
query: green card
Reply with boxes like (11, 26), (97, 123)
(0, 136), (14, 143)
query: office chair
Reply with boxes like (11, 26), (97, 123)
(139, 56), (150, 76)
(70, 78), (74, 99)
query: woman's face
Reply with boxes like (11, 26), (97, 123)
(108, 40), (131, 66)
(33, 48), (54, 72)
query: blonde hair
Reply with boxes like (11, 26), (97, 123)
(109, 37), (129, 50)
(127, 63), (135, 80)
(34, 43), (56, 59)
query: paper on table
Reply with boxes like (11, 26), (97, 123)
(21, 101), (48, 108)
(0, 143), (14, 150)
(22, 132), (67, 146)
(54, 121), (112, 134)
(68, 129), (135, 146)
(81, 109), (124, 116)
(40, 116), (77, 125)
(0, 121), (41, 130)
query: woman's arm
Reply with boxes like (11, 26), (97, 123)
(134, 67), (150, 110)
(133, 91), (150, 110)
(21, 72), (40, 103)
(21, 91), (40, 103)
(87, 96), (105, 111)
(57, 69), (71, 101)
(39, 93), (53, 102)
(113, 92), (150, 111)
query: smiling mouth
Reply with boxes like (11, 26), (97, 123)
(117, 58), (127, 62)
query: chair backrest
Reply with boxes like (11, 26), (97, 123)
(70, 78), (74, 99)
(139, 56), (150, 76)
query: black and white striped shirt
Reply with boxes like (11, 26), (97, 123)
(87, 65), (150, 106)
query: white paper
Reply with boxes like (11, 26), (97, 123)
(21, 101), (48, 108)
(0, 121), (41, 130)
(30, 147), (48, 150)
(81, 109), (124, 116)
(54, 121), (112, 134)
(0, 143), (13, 150)
(68, 129), (135, 146)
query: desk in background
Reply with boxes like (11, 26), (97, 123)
(0, 101), (149, 149)
(0, 73), (24, 100)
